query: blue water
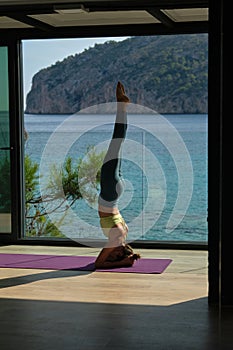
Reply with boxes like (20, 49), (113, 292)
(24, 113), (208, 242)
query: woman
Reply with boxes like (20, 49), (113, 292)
(95, 82), (140, 269)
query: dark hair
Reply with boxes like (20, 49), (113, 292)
(107, 244), (141, 262)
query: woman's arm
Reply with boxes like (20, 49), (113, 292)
(94, 247), (134, 269)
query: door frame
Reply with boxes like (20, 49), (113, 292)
(0, 39), (25, 242)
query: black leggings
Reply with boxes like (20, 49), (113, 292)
(98, 108), (127, 208)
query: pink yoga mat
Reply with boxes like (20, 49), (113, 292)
(0, 253), (172, 274)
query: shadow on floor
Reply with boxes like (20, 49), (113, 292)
(0, 297), (233, 350)
(0, 269), (93, 289)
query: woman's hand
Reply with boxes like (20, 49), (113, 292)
(95, 252), (136, 269)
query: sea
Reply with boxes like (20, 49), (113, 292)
(24, 113), (208, 243)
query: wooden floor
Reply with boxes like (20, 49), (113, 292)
(0, 245), (232, 350)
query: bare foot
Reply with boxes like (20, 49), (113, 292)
(116, 81), (130, 103)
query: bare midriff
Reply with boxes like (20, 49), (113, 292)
(98, 205), (120, 217)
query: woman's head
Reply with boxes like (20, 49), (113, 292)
(107, 244), (141, 262)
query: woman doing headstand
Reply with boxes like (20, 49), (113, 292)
(95, 82), (140, 268)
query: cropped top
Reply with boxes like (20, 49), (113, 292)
(100, 213), (127, 237)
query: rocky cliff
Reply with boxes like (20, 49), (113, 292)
(25, 34), (208, 114)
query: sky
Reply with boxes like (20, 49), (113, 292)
(22, 37), (129, 107)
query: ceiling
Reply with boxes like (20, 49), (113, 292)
(0, 0), (208, 36)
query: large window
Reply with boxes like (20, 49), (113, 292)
(22, 34), (208, 245)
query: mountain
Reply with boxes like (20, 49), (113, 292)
(25, 34), (208, 114)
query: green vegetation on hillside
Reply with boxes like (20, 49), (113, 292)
(25, 34), (208, 114)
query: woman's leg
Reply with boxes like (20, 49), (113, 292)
(99, 82), (129, 208)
